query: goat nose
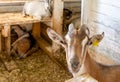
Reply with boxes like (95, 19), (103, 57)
(71, 61), (79, 69)
(70, 58), (80, 72)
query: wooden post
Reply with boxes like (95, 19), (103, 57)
(2, 24), (11, 56)
(6, 29), (11, 56)
(32, 22), (41, 39)
(0, 24), (18, 72)
(32, 22), (67, 71)
(52, 0), (64, 52)
(0, 29), (1, 53)
(0, 26), (2, 53)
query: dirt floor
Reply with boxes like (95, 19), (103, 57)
(0, 49), (72, 82)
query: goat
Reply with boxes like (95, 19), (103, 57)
(22, 0), (52, 20)
(47, 23), (120, 82)
(11, 25), (39, 59)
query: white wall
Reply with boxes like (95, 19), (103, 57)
(82, 0), (120, 64)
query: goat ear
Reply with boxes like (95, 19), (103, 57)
(78, 24), (90, 40)
(47, 28), (65, 46)
(87, 32), (104, 46)
(82, 25), (90, 38)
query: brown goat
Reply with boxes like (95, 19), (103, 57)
(11, 25), (37, 58)
(47, 23), (120, 82)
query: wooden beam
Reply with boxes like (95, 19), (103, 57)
(3, 24), (11, 56)
(32, 22), (56, 60)
(0, 25), (18, 71)
(36, 37), (67, 71)
(0, 0), (32, 3)
(32, 22), (67, 71)
(32, 22), (41, 39)
(0, 30), (1, 53)
(52, 0), (63, 35)
(41, 23), (52, 44)
(0, 13), (51, 25)
(0, 26), (2, 53)
(52, 0), (64, 52)
(36, 37), (52, 56)
(64, 0), (81, 2)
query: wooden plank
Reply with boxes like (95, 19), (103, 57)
(32, 22), (51, 57)
(0, 0), (80, 3)
(32, 22), (52, 57)
(1, 35), (5, 51)
(0, 0), (81, 13)
(41, 23), (52, 44)
(6, 25), (11, 56)
(0, 13), (51, 25)
(32, 22), (41, 39)
(32, 22), (52, 54)
(36, 37), (67, 71)
(0, 2), (24, 6)
(0, 0), (31, 3)
(0, 30), (1, 52)
(64, 0), (81, 2)
(36, 37), (52, 55)
(64, 2), (81, 8)
(52, 0), (63, 34)
(1, 24), (11, 56)
(4, 25), (11, 56)
(64, 7), (81, 14)
(52, 0), (63, 52)
(32, 22), (67, 71)
(0, 6), (23, 13)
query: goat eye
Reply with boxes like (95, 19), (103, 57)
(90, 42), (93, 45)
(60, 40), (66, 44)
(88, 41), (92, 45)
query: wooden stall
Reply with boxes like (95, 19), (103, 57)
(0, 0), (81, 71)
(0, 0), (64, 71)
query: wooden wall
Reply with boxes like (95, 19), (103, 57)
(64, 0), (81, 14)
(82, 0), (120, 64)
(0, 0), (81, 14)
(0, 3), (23, 13)
(0, 0), (81, 35)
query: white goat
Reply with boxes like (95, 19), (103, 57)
(22, 0), (52, 20)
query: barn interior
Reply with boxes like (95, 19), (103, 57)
(0, 0), (80, 82)
(0, 0), (120, 82)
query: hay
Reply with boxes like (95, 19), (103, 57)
(0, 49), (72, 82)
